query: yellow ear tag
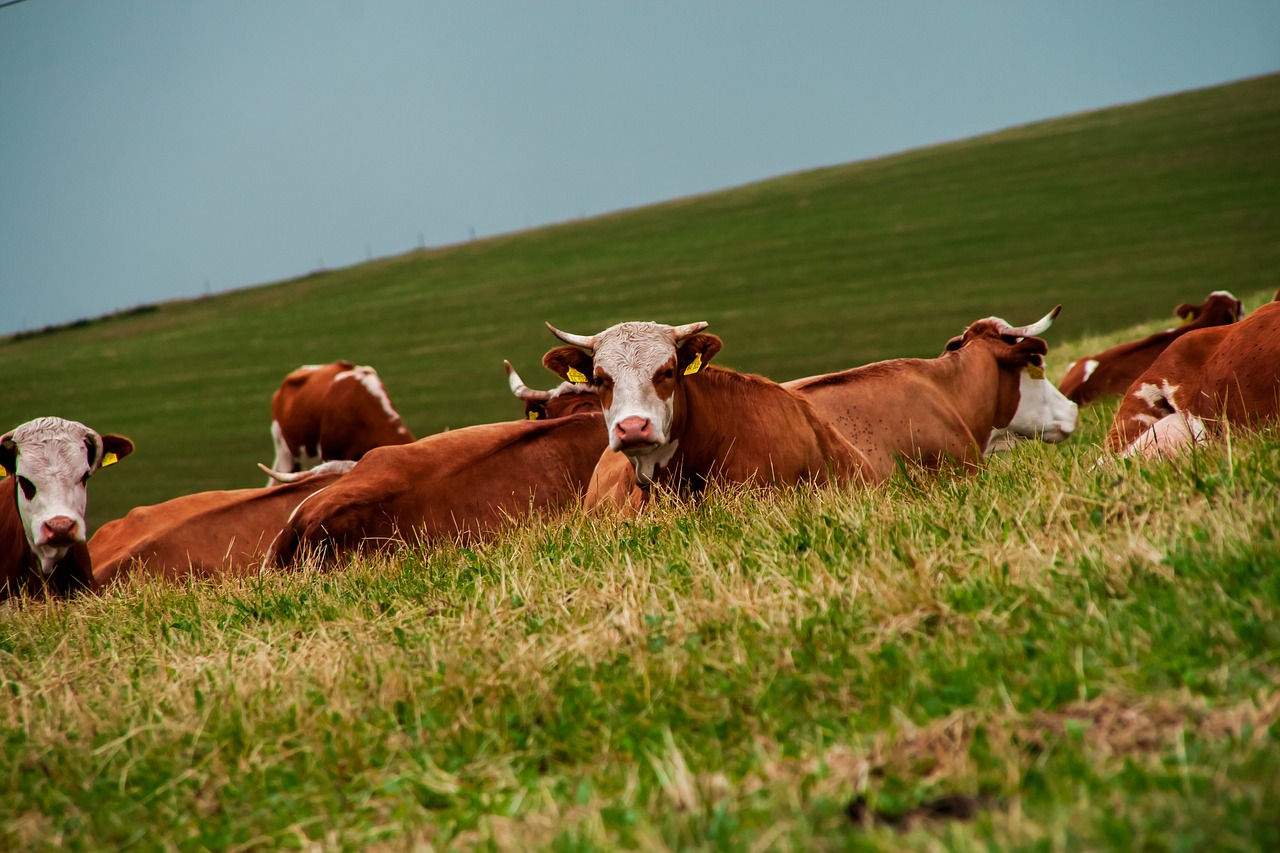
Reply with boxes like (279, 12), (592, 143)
(1179, 313), (1194, 326)
(566, 367), (588, 384)
(1026, 365), (1046, 381)
(102, 452), (119, 468)
(527, 411), (540, 421)
(683, 353), (703, 376)
(0, 464), (7, 478)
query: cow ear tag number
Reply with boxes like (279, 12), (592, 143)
(683, 353), (703, 376)
(1026, 365), (1046, 381)
(566, 367), (588, 384)
(102, 452), (119, 468)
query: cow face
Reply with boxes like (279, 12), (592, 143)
(544, 321), (721, 475)
(0, 417), (134, 575)
(987, 354), (1079, 452)
(1175, 290), (1244, 326)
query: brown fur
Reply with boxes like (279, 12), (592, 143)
(1106, 299), (1280, 453)
(268, 413), (608, 568)
(1059, 292), (1243, 405)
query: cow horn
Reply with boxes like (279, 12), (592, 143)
(1006, 305), (1061, 338)
(545, 322), (596, 351)
(504, 360), (551, 401)
(258, 462), (310, 483)
(669, 321), (710, 342)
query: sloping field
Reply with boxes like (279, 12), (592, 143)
(2, 74), (1278, 527)
(1, 75), (1278, 850)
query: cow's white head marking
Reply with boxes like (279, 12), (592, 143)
(987, 354), (1079, 452)
(1, 417), (134, 575)
(543, 320), (721, 481)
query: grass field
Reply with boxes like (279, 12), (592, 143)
(2, 73), (1278, 527)
(2, 74), (1279, 850)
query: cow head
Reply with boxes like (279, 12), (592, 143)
(944, 306), (1078, 447)
(0, 417), (134, 576)
(504, 360), (600, 421)
(1175, 290), (1244, 326)
(543, 321), (721, 479)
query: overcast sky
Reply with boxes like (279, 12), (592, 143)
(2, 1), (1278, 335)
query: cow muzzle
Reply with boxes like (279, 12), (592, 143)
(40, 515), (82, 546)
(613, 416), (660, 453)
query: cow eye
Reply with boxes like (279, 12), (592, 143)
(17, 476), (36, 501)
(663, 368), (674, 380)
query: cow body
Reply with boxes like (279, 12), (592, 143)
(1059, 291), (1243, 405)
(0, 417), (133, 601)
(784, 310), (1076, 480)
(1106, 299), (1280, 458)
(90, 465), (348, 586)
(269, 361), (414, 479)
(268, 413), (608, 568)
(542, 321), (873, 512)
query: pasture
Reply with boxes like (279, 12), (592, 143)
(3, 74), (1280, 849)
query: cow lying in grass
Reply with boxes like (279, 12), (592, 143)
(541, 320), (875, 513)
(783, 307), (1077, 481)
(504, 360), (600, 421)
(89, 462), (352, 586)
(1106, 294), (1280, 459)
(1059, 290), (1244, 405)
(1, 417), (133, 601)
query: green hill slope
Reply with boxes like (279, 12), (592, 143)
(4, 73), (1279, 525)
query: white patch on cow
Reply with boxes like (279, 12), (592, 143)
(1133, 381), (1172, 411)
(334, 366), (400, 422)
(269, 420), (293, 477)
(633, 440), (680, 487)
(4, 417), (100, 575)
(1081, 359), (1100, 383)
(986, 364), (1078, 453)
(299, 364), (324, 372)
(1119, 411), (1208, 460)
(1132, 413), (1158, 427)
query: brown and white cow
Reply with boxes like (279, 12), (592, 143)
(1, 417), (134, 600)
(504, 360), (601, 421)
(782, 308), (1075, 482)
(269, 360), (414, 482)
(266, 413), (608, 568)
(1106, 297), (1280, 459)
(1059, 290), (1244, 405)
(541, 321), (874, 512)
(89, 462), (351, 586)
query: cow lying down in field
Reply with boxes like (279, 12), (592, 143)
(1105, 294), (1280, 460)
(1059, 290), (1244, 405)
(783, 306), (1077, 481)
(504, 360), (600, 421)
(1, 417), (134, 601)
(88, 461), (352, 587)
(541, 320), (876, 514)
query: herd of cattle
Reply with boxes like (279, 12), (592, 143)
(3, 289), (1278, 602)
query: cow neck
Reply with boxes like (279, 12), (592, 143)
(658, 368), (769, 483)
(938, 344), (1019, 440)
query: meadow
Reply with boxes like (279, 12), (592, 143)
(2, 75), (1280, 850)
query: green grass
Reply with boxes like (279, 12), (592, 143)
(2, 73), (1278, 527)
(2, 74), (1279, 850)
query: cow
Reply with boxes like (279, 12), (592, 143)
(782, 308), (1076, 482)
(266, 413), (608, 569)
(269, 360), (414, 483)
(504, 360), (600, 421)
(541, 320), (874, 512)
(89, 462), (352, 587)
(1, 417), (134, 601)
(1058, 291), (1244, 405)
(1105, 296), (1280, 459)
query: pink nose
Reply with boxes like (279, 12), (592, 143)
(42, 516), (80, 544)
(614, 416), (656, 449)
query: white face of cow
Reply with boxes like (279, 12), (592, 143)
(989, 357), (1079, 452)
(1, 417), (133, 576)
(544, 320), (717, 483)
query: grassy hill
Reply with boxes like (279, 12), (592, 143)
(1, 74), (1279, 851)
(3, 73), (1279, 527)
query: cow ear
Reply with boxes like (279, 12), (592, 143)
(0, 431), (15, 478)
(99, 434), (135, 470)
(543, 346), (594, 385)
(1175, 303), (1199, 323)
(677, 333), (722, 376)
(944, 335), (964, 352)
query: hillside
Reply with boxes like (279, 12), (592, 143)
(3, 73), (1279, 526)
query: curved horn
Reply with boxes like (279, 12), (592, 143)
(258, 462), (311, 484)
(669, 321), (710, 342)
(545, 322), (595, 351)
(503, 360), (551, 401)
(1006, 305), (1060, 338)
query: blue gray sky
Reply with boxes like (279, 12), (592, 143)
(3, 1), (1278, 335)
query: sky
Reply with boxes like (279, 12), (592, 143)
(2, 1), (1279, 336)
